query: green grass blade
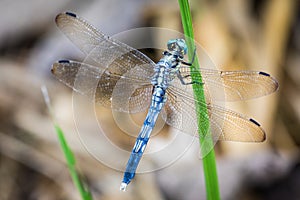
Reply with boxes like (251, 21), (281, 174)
(177, 1), (221, 199)
(55, 125), (92, 200)
(41, 86), (93, 200)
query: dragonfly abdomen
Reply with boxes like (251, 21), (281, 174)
(121, 88), (166, 190)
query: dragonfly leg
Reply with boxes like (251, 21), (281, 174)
(177, 71), (203, 85)
(181, 48), (196, 66)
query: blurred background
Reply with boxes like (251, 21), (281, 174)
(0, 0), (299, 199)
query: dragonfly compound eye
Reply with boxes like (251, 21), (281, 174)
(167, 39), (177, 51)
(167, 39), (187, 56)
(176, 39), (187, 55)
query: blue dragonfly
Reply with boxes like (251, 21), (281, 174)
(51, 12), (279, 191)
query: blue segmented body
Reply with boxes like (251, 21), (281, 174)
(120, 39), (189, 190)
(121, 88), (165, 185)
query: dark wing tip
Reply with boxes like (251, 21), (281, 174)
(259, 71), (270, 77)
(51, 60), (70, 74)
(249, 118), (261, 126)
(58, 60), (70, 63)
(55, 12), (77, 23)
(259, 71), (279, 92)
(249, 118), (266, 142)
(65, 12), (77, 18)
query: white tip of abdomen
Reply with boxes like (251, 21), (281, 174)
(120, 182), (128, 191)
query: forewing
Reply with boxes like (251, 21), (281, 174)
(52, 60), (153, 113)
(55, 12), (155, 93)
(180, 67), (279, 101)
(56, 12), (155, 71)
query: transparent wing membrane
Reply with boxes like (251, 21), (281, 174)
(179, 67), (279, 101)
(55, 12), (155, 87)
(162, 80), (266, 157)
(52, 60), (153, 112)
(55, 13), (157, 112)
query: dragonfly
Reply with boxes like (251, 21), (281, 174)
(51, 12), (279, 191)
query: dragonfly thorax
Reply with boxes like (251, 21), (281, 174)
(152, 53), (181, 88)
(151, 39), (188, 88)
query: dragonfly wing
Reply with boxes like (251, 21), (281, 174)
(180, 67), (279, 101)
(111, 65), (153, 113)
(163, 81), (266, 157)
(208, 104), (266, 142)
(52, 60), (153, 113)
(55, 12), (156, 90)
(162, 79), (216, 158)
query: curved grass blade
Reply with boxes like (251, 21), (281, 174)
(177, 1), (221, 200)
(41, 86), (93, 200)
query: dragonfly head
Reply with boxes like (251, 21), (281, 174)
(167, 39), (187, 57)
